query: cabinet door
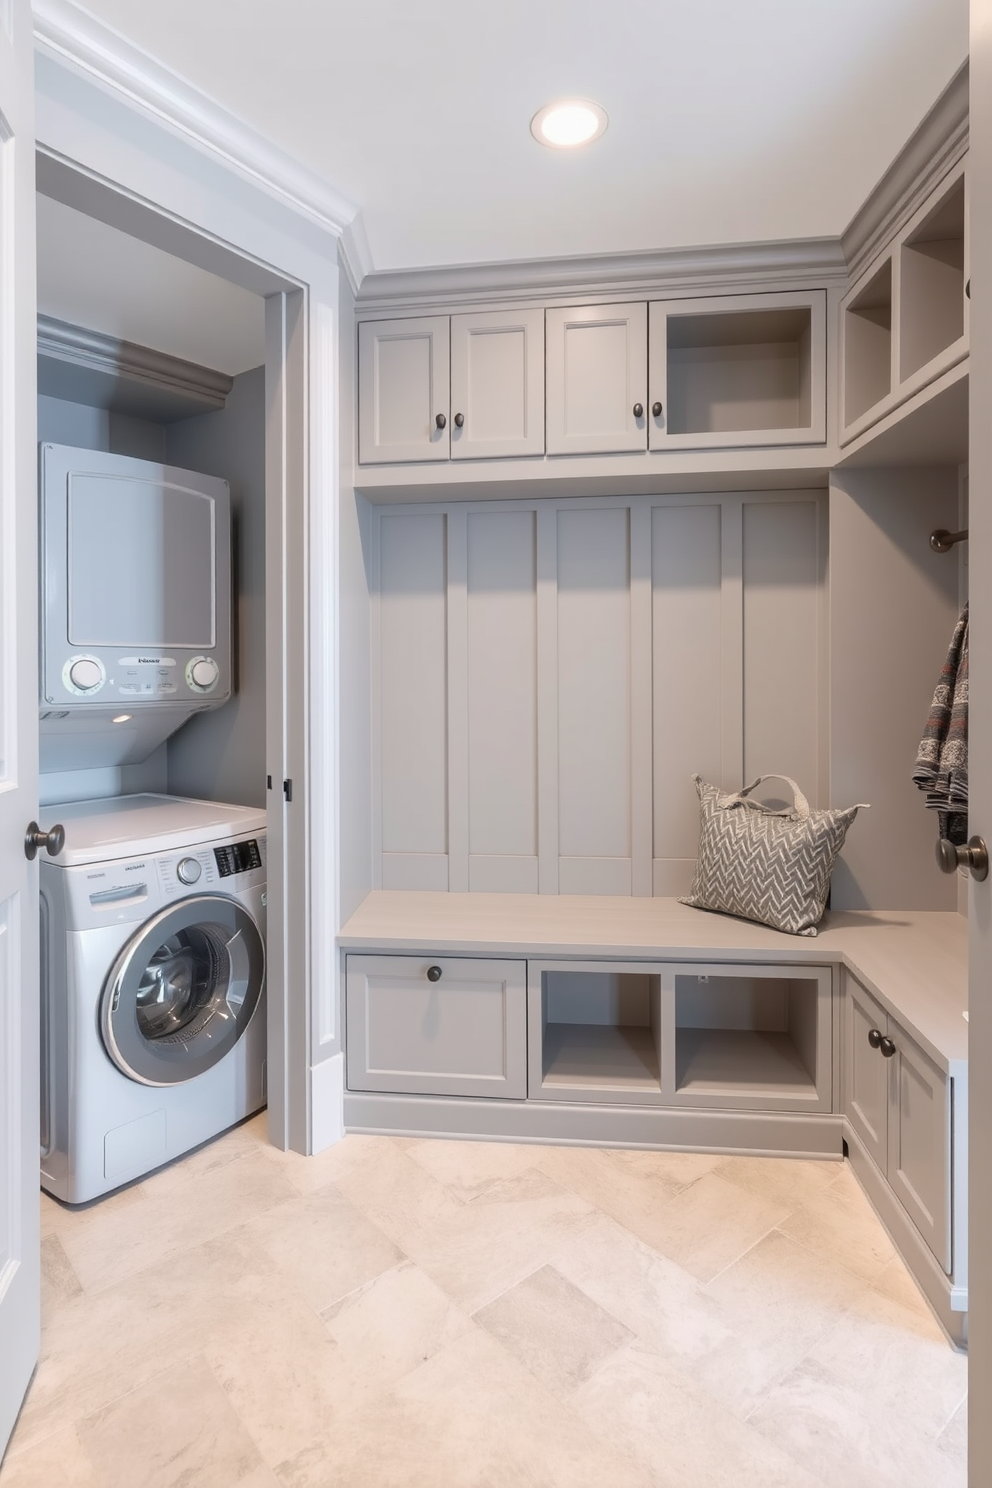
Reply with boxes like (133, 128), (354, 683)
(546, 303), (647, 454)
(346, 954), (527, 1098)
(358, 316), (450, 464)
(887, 1023), (952, 1272)
(450, 309), (545, 459)
(843, 975), (889, 1172)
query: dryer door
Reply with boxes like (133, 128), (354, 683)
(100, 894), (264, 1087)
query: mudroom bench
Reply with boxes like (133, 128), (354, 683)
(337, 892), (968, 1343)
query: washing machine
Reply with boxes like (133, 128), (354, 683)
(40, 793), (267, 1204)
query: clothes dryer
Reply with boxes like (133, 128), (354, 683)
(40, 793), (267, 1203)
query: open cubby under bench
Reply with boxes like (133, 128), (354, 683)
(338, 892), (968, 1344)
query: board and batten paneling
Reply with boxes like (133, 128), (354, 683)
(742, 499), (826, 806)
(372, 492), (825, 897)
(466, 510), (538, 891)
(376, 512), (449, 888)
(557, 507), (632, 895)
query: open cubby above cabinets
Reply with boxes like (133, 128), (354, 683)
(841, 162), (968, 448)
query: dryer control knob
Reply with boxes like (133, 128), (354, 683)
(188, 657), (220, 692)
(69, 658), (104, 691)
(177, 857), (202, 885)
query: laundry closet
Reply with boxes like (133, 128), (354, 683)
(335, 69), (971, 1346)
(34, 192), (272, 1204)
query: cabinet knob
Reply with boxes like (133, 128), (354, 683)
(454, 412), (465, 428)
(435, 413), (446, 430)
(879, 1035), (897, 1058)
(426, 965), (442, 982)
(632, 402), (644, 419)
(867, 1027), (882, 1050)
(936, 835), (989, 881)
(652, 401), (663, 418)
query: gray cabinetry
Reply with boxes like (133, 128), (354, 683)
(843, 971), (952, 1271)
(359, 310), (544, 464)
(545, 303), (648, 454)
(346, 954), (527, 1098)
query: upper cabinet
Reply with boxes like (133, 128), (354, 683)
(545, 303), (648, 454)
(359, 309), (545, 464)
(841, 163), (968, 446)
(358, 289), (828, 472)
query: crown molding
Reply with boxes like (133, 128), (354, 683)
(842, 61), (969, 280)
(32, 0), (373, 289)
(354, 237), (848, 314)
(37, 312), (234, 417)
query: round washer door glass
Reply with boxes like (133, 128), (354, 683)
(101, 894), (265, 1086)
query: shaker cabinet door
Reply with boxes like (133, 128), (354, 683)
(546, 303), (648, 454)
(450, 309), (545, 459)
(843, 974), (889, 1173)
(359, 316), (450, 463)
(887, 1024), (952, 1272)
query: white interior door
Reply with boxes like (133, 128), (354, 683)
(0, 0), (40, 1457)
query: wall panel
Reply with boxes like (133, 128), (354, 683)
(378, 511), (448, 888)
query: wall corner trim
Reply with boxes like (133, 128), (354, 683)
(32, 0), (372, 279)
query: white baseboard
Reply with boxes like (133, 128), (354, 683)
(310, 1052), (345, 1153)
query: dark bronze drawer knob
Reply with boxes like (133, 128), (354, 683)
(426, 965), (442, 982)
(652, 401), (663, 418)
(435, 413), (446, 430)
(868, 1027), (882, 1050)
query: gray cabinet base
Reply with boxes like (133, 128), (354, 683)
(846, 1125), (967, 1350)
(344, 1090), (844, 1159)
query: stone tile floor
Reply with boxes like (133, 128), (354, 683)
(0, 1117), (967, 1487)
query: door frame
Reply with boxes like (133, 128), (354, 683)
(32, 54), (345, 1154)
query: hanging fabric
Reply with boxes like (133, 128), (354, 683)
(912, 604), (969, 844)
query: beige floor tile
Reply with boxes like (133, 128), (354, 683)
(551, 1212), (734, 1363)
(474, 1263), (633, 1396)
(938, 1400), (967, 1467)
(320, 1260), (475, 1410)
(10, 1224), (278, 1453)
(77, 1354), (272, 1488)
(749, 1358), (965, 1488)
(258, 1131), (398, 1197)
(402, 1137), (543, 1199)
(573, 1343), (829, 1488)
(0, 1427), (97, 1487)
(395, 1168), (598, 1313)
(533, 1144), (716, 1242)
(40, 1234), (81, 1315)
(712, 1153), (842, 1211)
(274, 1327), (658, 1488)
(807, 1286), (967, 1440)
(619, 1170), (789, 1282)
(241, 1182), (404, 1311)
(55, 1148), (296, 1293)
(780, 1164), (896, 1282)
(137, 1114), (267, 1195)
(686, 1228), (874, 1417)
(871, 1252), (935, 1318)
(332, 1137), (466, 1243)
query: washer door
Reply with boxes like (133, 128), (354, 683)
(101, 894), (264, 1086)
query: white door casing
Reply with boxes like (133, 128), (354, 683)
(0, 0), (40, 1456)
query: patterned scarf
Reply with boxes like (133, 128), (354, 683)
(912, 605), (968, 845)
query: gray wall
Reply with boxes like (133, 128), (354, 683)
(829, 466), (961, 911)
(164, 365), (266, 808)
(38, 393), (166, 461)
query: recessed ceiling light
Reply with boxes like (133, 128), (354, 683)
(531, 99), (608, 149)
(112, 714), (132, 724)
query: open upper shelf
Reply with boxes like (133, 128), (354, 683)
(900, 175), (965, 383)
(844, 260), (893, 428)
(665, 307), (813, 437)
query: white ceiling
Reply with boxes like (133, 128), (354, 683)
(36, 195), (266, 373)
(69, 0), (968, 275)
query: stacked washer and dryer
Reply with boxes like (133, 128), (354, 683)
(38, 445), (267, 1204)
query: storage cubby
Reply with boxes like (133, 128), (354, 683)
(671, 965), (831, 1111)
(529, 965), (664, 1104)
(844, 259), (893, 426)
(665, 307), (813, 436)
(899, 175), (966, 382)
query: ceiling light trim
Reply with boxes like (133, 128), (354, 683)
(32, 0), (373, 289)
(531, 98), (608, 149)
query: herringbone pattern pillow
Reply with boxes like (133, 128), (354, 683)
(680, 775), (867, 936)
